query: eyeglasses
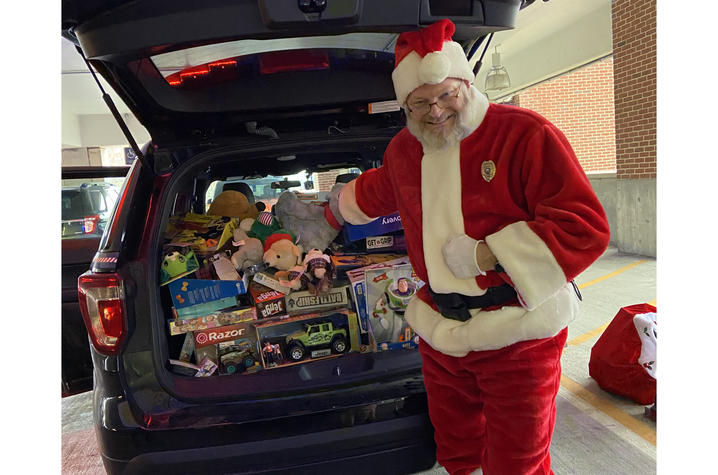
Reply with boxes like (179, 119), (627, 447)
(406, 88), (462, 115)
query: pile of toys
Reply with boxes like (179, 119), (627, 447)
(160, 187), (422, 377)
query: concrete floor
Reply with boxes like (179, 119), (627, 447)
(62, 245), (656, 474)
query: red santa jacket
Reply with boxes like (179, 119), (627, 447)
(339, 88), (610, 355)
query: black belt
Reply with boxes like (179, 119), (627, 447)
(428, 284), (518, 322)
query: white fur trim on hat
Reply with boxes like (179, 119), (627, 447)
(392, 41), (475, 105)
(405, 283), (579, 356)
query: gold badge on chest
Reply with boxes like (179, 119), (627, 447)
(481, 160), (496, 182)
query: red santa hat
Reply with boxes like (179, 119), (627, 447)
(391, 19), (475, 106)
(263, 232), (294, 252)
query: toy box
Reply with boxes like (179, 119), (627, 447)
(364, 263), (424, 350)
(160, 244), (200, 286)
(169, 357), (218, 377)
(209, 252), (241, 280)
(346, 256), (411, 334)
(168, 306), (256, 336)
(252, 269), (293, 295)
(191, 250), (219, 280)
(249, 281), (288, 319)
(192, 321), (259, 370)
(217, 336), (262, 375)
(343, 212), (403, 242)
(178, 332), (195, 362)
(254, 309), (363, 369)
(330, 253), (405, 279)
(172, 298), (239, 320)
(285, 285), (350, 316)
(364, 233), (407, 253)
(194, 321), (256, 349)
(168, 276), (249, 309)
(165, 213), (239, 253)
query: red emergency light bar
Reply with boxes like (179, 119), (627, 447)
(165, 58), (239, 87)
(209, 60), (238, 69)
(179, 65), (210, 79)
(164, 50), (330, 88)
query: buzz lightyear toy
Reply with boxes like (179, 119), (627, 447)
(372, 277), (417, 343)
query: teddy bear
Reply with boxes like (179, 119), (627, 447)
(207, 190), (260, 221)
(274, 183), (345, 252)
(262, 232), (306, 290)
(229, 228), (264, 271)
(302, 248), (336, 295)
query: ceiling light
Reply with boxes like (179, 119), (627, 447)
(484, 47), (511, 91)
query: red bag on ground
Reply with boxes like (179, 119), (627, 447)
(589, 303), (657, 405)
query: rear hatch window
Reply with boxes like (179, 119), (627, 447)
(64, 0), (525, 145)
(150, 33), (397, 90)
(127, 35), (401, 145)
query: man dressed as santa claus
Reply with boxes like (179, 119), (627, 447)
(338, 20), (610, 475)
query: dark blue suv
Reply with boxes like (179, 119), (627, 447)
(63, 1), (529, 473)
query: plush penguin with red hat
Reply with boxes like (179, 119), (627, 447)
(338, 19), (610, 475)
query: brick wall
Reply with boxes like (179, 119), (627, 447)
(316, 170), (342, 191)
(612, 0), (656, 179)
(513, 57), (617, 173)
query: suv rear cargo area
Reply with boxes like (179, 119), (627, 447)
(122, 144), (432, 426)
(155, 146), (423, 399)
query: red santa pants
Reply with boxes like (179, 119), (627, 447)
(419, 327), (568, 475)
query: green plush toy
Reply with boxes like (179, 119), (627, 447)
(240, 212), (286, 244)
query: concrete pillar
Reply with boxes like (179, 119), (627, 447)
(612, 0), (656, 256)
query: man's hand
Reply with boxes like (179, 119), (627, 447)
(442, 234), (498, 279)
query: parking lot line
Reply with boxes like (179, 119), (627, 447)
(567, 259), (652, 347)
(560, 374), (656, 446)
(567, 323), (610, 346)
(577, 259), (650, 290)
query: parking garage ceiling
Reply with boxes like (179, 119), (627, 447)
(61, 0), (612, 148)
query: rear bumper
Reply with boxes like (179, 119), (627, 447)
(94, 358), (436, 475)
(99, 411), (435, 475)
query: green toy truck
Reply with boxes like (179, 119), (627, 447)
(285, 321), (348, 361)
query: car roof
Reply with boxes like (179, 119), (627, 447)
(62, 0), (527, 147)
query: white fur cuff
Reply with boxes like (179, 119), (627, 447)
(405, 284), (579, 356)
(337, 180), (374, 225)
(486, 221), (567, 311)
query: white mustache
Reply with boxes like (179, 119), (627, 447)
(424, 115), (454, 124)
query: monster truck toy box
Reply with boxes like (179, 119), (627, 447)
(254, 309), (363, 369)
(192, 321), (262, 375)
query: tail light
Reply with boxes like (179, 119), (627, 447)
(83, 214), (100, 234)
(78, 272), (127, 355)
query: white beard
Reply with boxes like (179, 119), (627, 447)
(406, 85), (481, 151)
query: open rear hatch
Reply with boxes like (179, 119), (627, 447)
(62, 0), (527, 150)
(65, 0), (529, 417)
